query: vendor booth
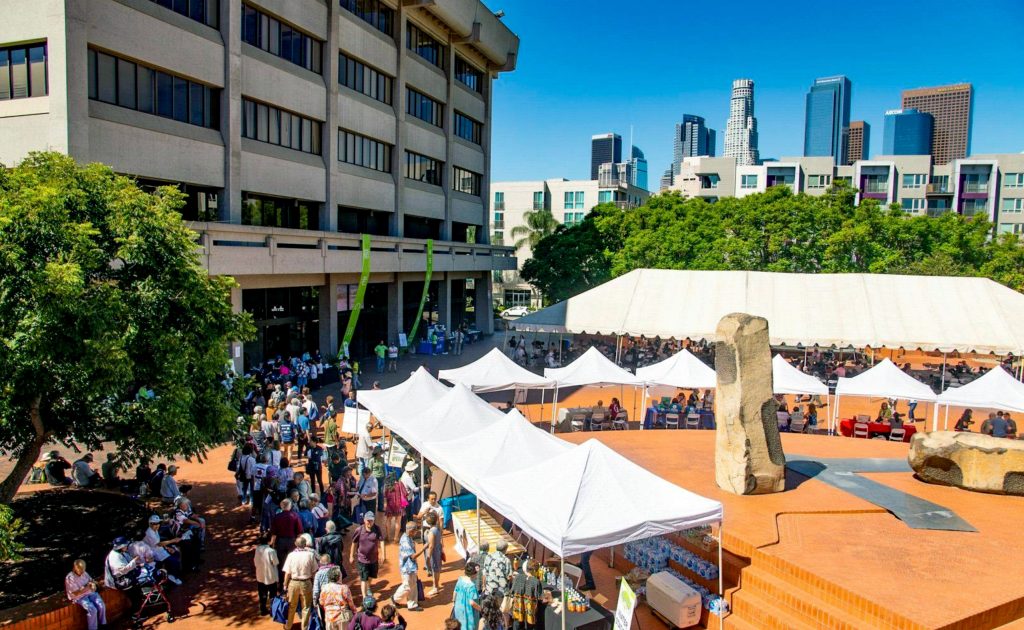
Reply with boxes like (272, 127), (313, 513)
(936, 366), (1024, 429)
(832, 358), (938, 437)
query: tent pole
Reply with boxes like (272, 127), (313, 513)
(932, 402), (939, 432)
(476, 496), (481, 550)
(539, 387), (546, 425)
(550, 384), (560, 434)
(420, 453), (425, 503)
(940, 352), (947, 392)
(609, 545), (615, 569)
(639, 386), (648, 431)
(558, 334), (563, 365)
(718, 521), (724, 630)
(944, 404), (950, 431)
(615, 335), (622, 365)
(560, 556), (567, 630)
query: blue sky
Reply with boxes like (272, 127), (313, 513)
(489, 0), (1024, 183)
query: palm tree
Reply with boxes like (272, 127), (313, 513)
(510, 209), (559, 251)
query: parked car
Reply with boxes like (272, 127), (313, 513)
(502, 306), (530, 318)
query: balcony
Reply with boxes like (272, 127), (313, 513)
(926, 183), (952, 195)
(862, 182), (889, 194)
(493, 220), (505, 230)
(189, 222), (517, 277)
(962, 183), (989, 194)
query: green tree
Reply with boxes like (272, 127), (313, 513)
(521, 215), (612, 305)
(510, 209), (559, 251)
(0, 504), (26, 561)
(0, 153), (254, 502)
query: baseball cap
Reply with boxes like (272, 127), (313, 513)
(362, 596), (376, 611)
(112, 536), (130, 550)
(148, 515), (161, 524)
(363, 511), (376, 521)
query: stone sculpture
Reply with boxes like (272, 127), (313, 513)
(909, 431), (1024, 496)
(714, 313), (786, 494)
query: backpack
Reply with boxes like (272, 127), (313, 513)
(227, 449), (239, 473)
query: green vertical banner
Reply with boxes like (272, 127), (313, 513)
(406, 239), (434, 349)
(340, 234), (372, 358)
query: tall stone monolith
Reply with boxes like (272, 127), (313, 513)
(714, 313), (786, 495)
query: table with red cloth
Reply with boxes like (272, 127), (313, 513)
(838, 418), (917, 442)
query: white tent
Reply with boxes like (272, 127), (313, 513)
(511, 269), (1024, 355)
(392, 383), (507, 449)
(478, 438), (723, 556)
(544, 346), (643, 387)
(437, 347), (556, 392)
(832, 358), (937, 433)
(937, 366), (1024, 414)
(357, 366), (449, 427)
(636, 349), (717, 389)
(772, 355), (829, 396)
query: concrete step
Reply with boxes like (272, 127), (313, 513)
(729, 587), (818, 630)
(740, 565), (887, 630)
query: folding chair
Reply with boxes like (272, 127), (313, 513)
(789, 419), (806, 433)
(685, 414), (700, 430)
(562, 563), (583, 588)
(570, 413), (586, 432)
(613, 411), (629, 430)
(853, 422), (870, 439)
(889, 427), (907, 442)
(665, 413), (680, 429)
(590, 412), (607, 431)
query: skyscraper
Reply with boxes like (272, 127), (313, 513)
(629, 145), (649, 191)
(846, 121), (870, 163)
(724, 79), (759, 166)
(882, 109), (934, 155)
(591, 133), (622, 180)
(803, 76), (851, 163)
(674, 115), (717, 162)
(901, 83), (973, 164)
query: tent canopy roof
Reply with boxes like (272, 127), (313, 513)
(437, 347), (555, 392)
(636, 349), (717, 389)
(544, 346), (643, 387)
(356, 366), (449, 426)
(511, 269), (1024, 354)
(937, 367), (1024, 413)
(772, 355), (829, 396)
(835, 358), (937, 401)
(479, 439), (723, 556)
(393, 383), (505, 445)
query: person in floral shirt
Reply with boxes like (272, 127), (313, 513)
(318, 566), (356, 630)
(392, 521), (424, 611)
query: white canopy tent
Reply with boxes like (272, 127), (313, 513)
(636, 349), (717, 389)
(357, 366), (450, 427)
(772, 355), (829, 396)
(832, 358), (937, 433)
(511, 269), (1024, 355)
(544, 346), (645, 429)
(935, 367), (1024, 429)
(392, 383), (507, 448)
(437, 347), (557, 392)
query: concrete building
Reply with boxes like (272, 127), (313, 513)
(0, 0), (520, 369)
(882, 108), (934, 156)
(901, 83), (973, 164)
(664, 153), (1024, 235)
(803, 76), (851, 164)
(490, 177), (650, 307)
(590, 132), (622, 180)
(846, 120), (869, 164)
(724, 79), (758, 166)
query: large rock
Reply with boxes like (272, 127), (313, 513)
(714, 313), (786, 495)
(909, 431), (1024, 495)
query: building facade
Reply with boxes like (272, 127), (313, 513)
(629, 145), (648, 191)
(661, 113), (715, 189)
(882, 108), (934, 156)
(846, 120), (869, 163)
(901, 83), (973, 164)
(590, 132), (622, 180)
(0, 0), (520, 370)
(803, 75), (851, 164)
(490, 177), (650, 307)
(724, 79), (758, 166)
(665, 153), (1024, 235)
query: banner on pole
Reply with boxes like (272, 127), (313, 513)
(341, 234), (372, 354)
(387, 440), (408, 468)
(613, 576), (637, 630)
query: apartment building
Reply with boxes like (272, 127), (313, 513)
(0, 0), (520, 369)
(490, 177), (650, 307)
(665, 154), (1024, 234)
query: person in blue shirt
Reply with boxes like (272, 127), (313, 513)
(296, 409), (311, 460)
(279, 413), (297, 462)
(298, 500), (316, 533)
(305, 437), (325, 495)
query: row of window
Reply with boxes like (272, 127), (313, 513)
(405, 151), (443, 186)
(563, 191), (585, 210)
(407, 88), (444, 127)
(0, 43), (47, 101)
(453, 167), (481, 196)
(806, 174), (831, 188)
(563, 212), (585, 227)
(339, 53), (393, 105)
(454, 112), (481, 145)
(340, 0), (394, 37)
(241, 192), (320, 230)
(339, 129), (392, 173)
(242, 98), (322, 155)
(903, 173), (927, 188)
(406, 22), (447, 70)
(242, 4), (323, 74)
(454, 56), (484, 94)
(88, 48), (219, 129)
(151, 0), (219, 29)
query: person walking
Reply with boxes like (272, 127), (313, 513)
(349, 511), (384, 598)
(374, 341), (388, 374)
(65, 559), (107, 630)
(270, 498), (304, 576)
(319, 566), (357, 630)
(306, 437), (325, 496)
(236, 444), (256, 506)
(392, 521), (424, 611)
(482, 540), (512, 597)
(423, 511), (443, 597)
(452, 563), (482, 630)
(387, 343), (399, 373)
(254, 533), (279, 616)
(349, 597), (384, 630)
(282, 535), (319, 630)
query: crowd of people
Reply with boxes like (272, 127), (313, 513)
(954, 409), (1019, 438)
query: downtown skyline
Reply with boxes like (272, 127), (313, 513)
(489, 0), (1024, 183)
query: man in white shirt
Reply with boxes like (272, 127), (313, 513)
(415, 491), (444, 530)
(142, 515), (183, 585)
(355, 425), (374, 474)
(105, 537), (143, 610)
(253, 532), (279, 616)
(282, 535), (319, 630)
(73, 454), (100, 488)
(286, 398), (302, 430)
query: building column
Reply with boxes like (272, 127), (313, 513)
(321, 0), (340, 232)
(229, 286), (244, 374)
(392, 6), (407, 237)
(387, 280), (404, 346)
(221, 0), (243, 223)
(475, 272), (493, 334)
(62, 0), (89, 160)
(319, 276), (339, 358)
(437, 274), (451, 329)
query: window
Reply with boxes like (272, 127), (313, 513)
(338, 129), (392, 173)
(1002, 198), (1024, 213)
(87, 48), (220, 129)
(806, 174), (830, 188)
(998, 223), (1024, 235)
(492, 230), (504, 244)
(151, 0), (219, 28)
(135, 178), (220, 221)
(454, 112), (481, 144)
(532, 191), (543, 210)
(962, 173), (989, 193)
(406, 22), (446, 70)
(242, 97), (321, 154)
(406, 88), (444, 127)
(454, 55), (483, 94)
(563, 191), (573, 209)
(494, 191), (505, 210)
(339, 0), (393, 36)
(598, 190), (612, 203)
(562, 191), (585, 209)
(902, 173), (927, 188)
(0, 43), (47, 100)
(493, 211), (504, 230)
(901, 198), (926, 212)
(1005, 173), (1024, 189)
(930, 175), (950, 192)
(337, 206), (391, 236)
(741, 174), (758, 189)
(563, 212), (584, 227)
(961, 198), (988, 215)
(338, 53), (393, 104)
(452, 167), (481, 196)
(404, 151), (442, 186)
(241, 4), (323, 74)
(242, 192), (319, 230)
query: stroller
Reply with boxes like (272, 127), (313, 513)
(130, 566), (175, 628)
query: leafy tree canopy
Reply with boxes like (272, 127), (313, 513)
(521, 183), (1024, 306)
(0, 153), (254, 502)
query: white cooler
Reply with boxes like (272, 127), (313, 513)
(645, 571), (701, 628)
